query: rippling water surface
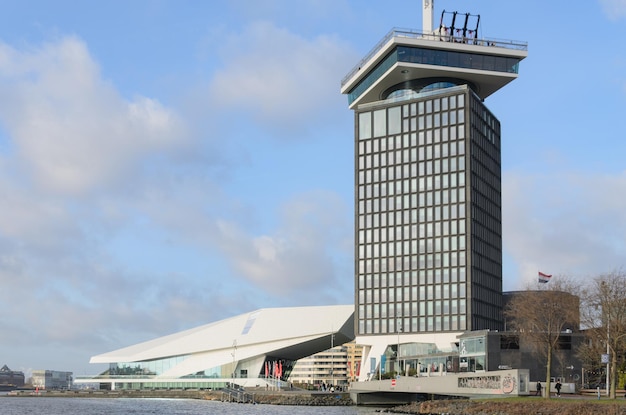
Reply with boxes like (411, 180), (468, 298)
(0, 397), (386, 415)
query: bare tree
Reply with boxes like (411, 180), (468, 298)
(504, 278), (579, 399)
(580, 270), (626, 399)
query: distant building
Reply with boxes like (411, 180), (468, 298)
(31, 370), (73, 390)
(0, 365), (25, 389)
(345, 341), (363, 382)
(289, 341), (364, 388)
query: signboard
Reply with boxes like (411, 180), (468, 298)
(601, 354), (610, 364)
(391, 379), (396, 387)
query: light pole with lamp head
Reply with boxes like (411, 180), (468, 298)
(231, 339), (237, 389)
(397, 320), (402, 376)
(331, 331), (335, 388)
(601, 280), (610, 397)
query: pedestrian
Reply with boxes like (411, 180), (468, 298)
(535, 381), (542, 396)
(555, 381), (562, 397)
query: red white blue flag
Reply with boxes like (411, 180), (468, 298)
(538, 271), (552, 283)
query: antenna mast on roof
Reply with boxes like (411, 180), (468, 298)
(423, 0), (434, 33)
(439, 9), (481, 41)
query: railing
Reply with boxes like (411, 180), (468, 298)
(74, 374), (158, 380)
(341, 27), (528, 87)
(221, 387), (255, 403)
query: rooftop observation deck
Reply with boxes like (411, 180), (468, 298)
(341, 28), (528, 108)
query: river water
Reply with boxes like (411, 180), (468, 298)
(0, 397), (388, 415)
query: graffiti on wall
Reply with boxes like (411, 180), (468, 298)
(458, 374), (516, 394)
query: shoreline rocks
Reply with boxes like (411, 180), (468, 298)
(10, 389), (626, 413)
(2, 389), (355, 406)
(391, 399), (626, 415)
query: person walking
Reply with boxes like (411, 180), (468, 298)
(535, 381), (542, 396)
(555, 381), (562, 397)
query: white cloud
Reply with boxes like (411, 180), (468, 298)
(0, 26), (356, 373)
(0, 36), (185, 195)
(599, 0), (626, 20)
(0, 175), (76, 250)
(0, 36), (213, 368)
(503, 169), (626, 288)
(215, 190), (352, 298)
(208, 21), (355, 134)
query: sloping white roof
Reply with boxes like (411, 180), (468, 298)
(90, 305), (354, 372)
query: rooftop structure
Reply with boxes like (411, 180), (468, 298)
(341, 23), (527, 109)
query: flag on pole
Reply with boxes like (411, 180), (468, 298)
(538, 271), (552, 283)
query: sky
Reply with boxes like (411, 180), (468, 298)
(0, 0), (625, 378)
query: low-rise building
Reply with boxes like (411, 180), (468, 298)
(0, 365), (25, 389)
(288, 342), (363, 388)
(345, 341), (363, 382)
(289, 345), (348, 388)
(31, 370), (73, 390)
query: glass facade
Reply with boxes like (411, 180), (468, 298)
(102, 357), (231, 390)
(107, 355), (228, 380)
(355, 85), (502, 336)
(467, 92), (504, 330)
(348, 45), (523, 105)
(109, 356), (192, 377)
(459, 336), (486, 372)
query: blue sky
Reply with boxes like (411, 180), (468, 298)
(0, 0), (625, 377)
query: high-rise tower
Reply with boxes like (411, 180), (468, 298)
(341, 3), (527, 379)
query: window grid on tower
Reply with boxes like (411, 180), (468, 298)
(356, 89), (471, 336)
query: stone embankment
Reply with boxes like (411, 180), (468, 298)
(3, 388), (354, 406)
(391, 399), (626, 415)
(10, 389), (626, 413)
(223, 392), (354, 406)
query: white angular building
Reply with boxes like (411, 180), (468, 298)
(81, 305), (354, 390)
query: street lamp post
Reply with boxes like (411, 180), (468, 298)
(331, 331), (335, 388)
(606, 322), (610, 396)
(601, 281), (610, 397)
(231, 339), (237, 389)
(397, 320), (402, 376)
